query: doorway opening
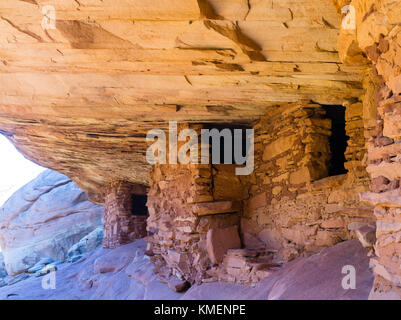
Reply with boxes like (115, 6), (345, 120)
(322, 105), (349, 176)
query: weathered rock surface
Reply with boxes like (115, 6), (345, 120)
(94, 242), (142, 274)
(355, 223), (376, 248)
(0, 0), (366, 201)
(0, 239), (373, 300)
(190, 240), (374, 300)
(264, 239), (373, 300)
(67, 227), (103, 263)
(0, 170), (103, 275)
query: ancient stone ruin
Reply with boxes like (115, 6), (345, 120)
(0, 0), (400, 298)
(103, 181), (148, 248)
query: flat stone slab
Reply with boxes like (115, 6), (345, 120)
(193, 201), (241, 216)
(360, 190), (401, 207)
(207, 225), (241, 264)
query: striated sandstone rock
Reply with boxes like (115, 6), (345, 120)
(0, 170), (103, 275)
(0, 0), (365, 201)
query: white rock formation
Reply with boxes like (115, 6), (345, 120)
(0, 170), (103, 275)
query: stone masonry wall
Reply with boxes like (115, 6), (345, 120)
(145, 100), (374, 284)
(103, 181), (147, 249)
(242, 101), (373, 262)
(361, 31), (401, 298)
(145, 124), (248, 284)
(336, 0), (401, 299)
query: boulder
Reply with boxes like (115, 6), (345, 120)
(167, 278), (190, 292)
(0, 0), (361, 202)
(0, 170), (103, 276)
(67, 227), (103, 263)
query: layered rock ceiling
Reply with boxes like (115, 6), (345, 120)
(0, 0), (367, 201)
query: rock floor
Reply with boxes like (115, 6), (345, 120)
(0, 239), (373, 300)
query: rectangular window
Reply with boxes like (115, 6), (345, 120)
(131, 194), (148, 216)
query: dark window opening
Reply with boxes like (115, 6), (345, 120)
(202, 124), (252, 165)
(131, 194), (148, 216)
(322, 105), (349, 176)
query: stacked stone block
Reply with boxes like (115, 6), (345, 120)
(345, 101), (370, 178)
(340, 3), (401, 298)
(362, 72), (401, 298)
